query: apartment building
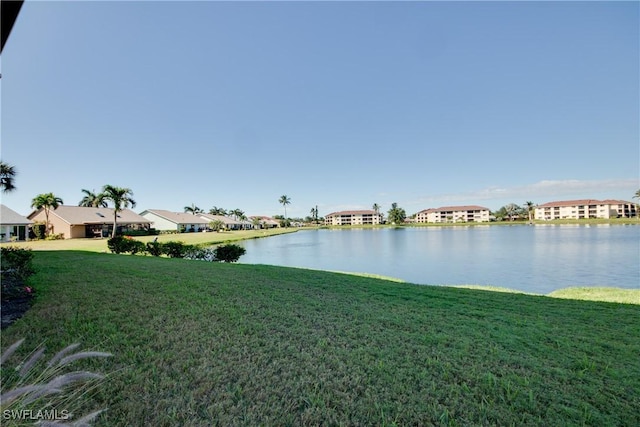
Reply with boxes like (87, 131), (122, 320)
(534, 199), (637, 220)
(415, 205), (491, 223)
(324, 210), (383, 226)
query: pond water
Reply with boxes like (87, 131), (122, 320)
(238, 225), (640, 294)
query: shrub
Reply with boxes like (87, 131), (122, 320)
(107, 236), (128, 254)
(44, 233), (65, 240)
(0, 247), (34, 279)
(107, 236), (145, 255)
(30, 222), (46, 240)
(184, 246), (216, 261)
(213, 244), (246, 263)
(146, 241), (163, 257)
(162, 241), (188, 258)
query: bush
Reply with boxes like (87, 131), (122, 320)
(146, 241), (163, 257)
(184, 246), (216, 261)
(213, 244), (246, 263)
(162, 241), (188, 258)
(0, 247), (34, 279)
(107, 236), (145, 255)
(30, 222), (46, 240)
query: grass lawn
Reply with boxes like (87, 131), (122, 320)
(2, 251), (639, 426)
(0, 228), (297, 253)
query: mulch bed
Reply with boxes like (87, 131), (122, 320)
(1, 274), (33, 330)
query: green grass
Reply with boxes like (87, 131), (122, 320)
(0, 228), (297, 253)
(2, 251), (639, 426)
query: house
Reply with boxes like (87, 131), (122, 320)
(248, 216), (280, 228)
(324, 210), (383, 226)
(139, 209), (210, 232)
(415, 206), (491, 223)
(27, 205), (151, 239)
(198, 213), (251, 230)
(0, 204), (33, 242)
(534, 199), (637, 220)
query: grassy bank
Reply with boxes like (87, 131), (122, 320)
(2, 251), (639, 426)
(0, 228), (297, 252)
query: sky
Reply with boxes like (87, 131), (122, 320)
(1, 0), (638, 219)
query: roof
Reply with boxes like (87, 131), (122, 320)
(249, 216), (280, 225)
(0, 204), (33, 225)
(28, 205), (150, 225)
(325, 210), (379, 217)
(417, 205), (490, 214)
(199, 213), (243, 225)
(140, 209), (210, 225)
(536, 199), (634, 208)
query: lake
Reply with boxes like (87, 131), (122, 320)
(238, 225), (640, 294)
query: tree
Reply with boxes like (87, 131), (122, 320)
(209, 206), (227, 216)
(31, 193), (63, 236)
(100, 185), (136, 238)
(0, 161), (17, 193)
(209, 220), (225, 232)
(184, 203), (202, 215)
(251, 217), (262, 229)
(524, 201), (535, 223)
(633, 190), (640, 220)
(500, 203), (522, 221)
(372, 203), (382, 223)
(310, 206), (319, 225)
(279, 195), (291, 227)
(79, 188), (107, 207)
(387, 202), (406, 225)
(230, 209), (244, 221)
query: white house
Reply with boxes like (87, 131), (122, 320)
(0, 205), (33, 242)
(139, 209), (210, 232)
(198, 213), (251, 230)
(415, 205), (491, 223)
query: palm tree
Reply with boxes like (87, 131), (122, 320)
(524, 201), (535, 223)
(387, 202), (406, 225)
(184, 203), (202, 215)
(633, 190), (640, 220)
(79, 188), (108, 207)
(372, 203), (381, 222)
(310, 206), (318, 225)
(100, 185), (136, 238)
(0, 161), (17, 193)
(279, 195), (291, 227)
(31, 193), (64, 236)
(209, 207), (227, 216)
(230, 209), (244, 221)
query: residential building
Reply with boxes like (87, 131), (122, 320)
(415, 205), (491, 223)
(324, 210), (383, 226)
(248, 216), (280, 228)
(0, 204), (33, 242)
(139, 209), (210, 232)
(27, 205), (150, 239)
(199, 213), (252, 230)
(534, 199), (637, 220)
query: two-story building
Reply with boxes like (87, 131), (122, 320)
(415, 205), (491, 223)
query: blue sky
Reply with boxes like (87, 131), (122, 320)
(1, 1), (638, 219)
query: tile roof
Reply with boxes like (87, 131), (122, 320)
(325, 210), (378, 217)
(199, 213), (243, 225)
(417, 205), (490, 214)
(536, 199), (633, 208)
(0, 204), (33, 225)
(141, 210), (210, 225)
(29, 205), (150, 225)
